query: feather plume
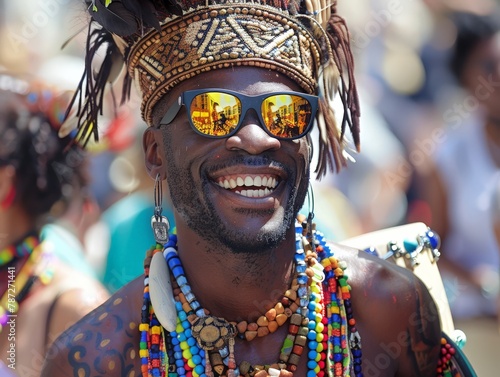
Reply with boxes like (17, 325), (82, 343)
(87, 0), (164, 36)
(326, 14), (360, 152)
(64, 22), (123, 147)
(89, 0), (139, 36)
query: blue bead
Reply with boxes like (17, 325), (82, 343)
(296, 264), (307, 273)
(174, 351), (183, 360)
(297, 274), (308, 284)
(168, 257), (182, 270)
(308, 340), (318, 349)
(307, 360), (317, 369)
(363, 246), (379, 257)
(307, 330), (317, 340)
(194, 365), (205, 375)
(192, 355), (202, 365)
(295, 254), (305, 262)
(190, 345), (199, 355)
(307, 371), (317, 377)
(426, 229), (441, 249)
(178, 333), (186, 342)
(172, 265), (185, 278)
(403, 238), (418, 253)
(175, 359), (184, 367)
(165, 251), (178, 262)
(307, 321), (316, 330)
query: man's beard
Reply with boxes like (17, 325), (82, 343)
(162, 132), (309, 255)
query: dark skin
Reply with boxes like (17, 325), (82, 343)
(41, 67), (441, 377)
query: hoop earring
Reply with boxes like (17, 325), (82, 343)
(151, 173), (170, 244)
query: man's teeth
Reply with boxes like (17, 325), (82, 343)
(217, 175), (278, 197)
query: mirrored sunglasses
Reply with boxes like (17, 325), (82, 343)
(160, 89), (318, 140)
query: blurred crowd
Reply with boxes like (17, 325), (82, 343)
(1, 0), (500, 375)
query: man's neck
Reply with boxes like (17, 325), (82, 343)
(174, 227), (297, 322)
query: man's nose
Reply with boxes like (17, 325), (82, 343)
(225, 109), (281, 154)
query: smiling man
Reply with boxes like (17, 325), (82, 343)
(41, 1), (442, 376)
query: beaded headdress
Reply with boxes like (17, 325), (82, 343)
(71, 0), (360, 177)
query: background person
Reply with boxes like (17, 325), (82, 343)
(0, 73), (109, 376)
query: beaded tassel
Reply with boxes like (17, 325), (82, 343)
(436, 337), (458, 377)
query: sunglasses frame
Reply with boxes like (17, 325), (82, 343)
(159, 88), (318, 140)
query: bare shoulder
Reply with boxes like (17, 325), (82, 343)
(45, 264), (111, 344)
(332, 243), (441, 377)
(41, 277), (144, 377)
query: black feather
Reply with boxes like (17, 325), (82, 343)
(90, 0), (139, 36)
(160, 0), (183, 16)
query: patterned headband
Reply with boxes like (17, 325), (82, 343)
(69, 0), (360, 178)
(126, 4), (322, 125)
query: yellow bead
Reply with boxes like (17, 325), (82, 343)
(316, 333), (324, 342)
(176, 324), (184, 333)
(314, 365), (321, 373)
(187, 359), (196, 368)
(316, 323), (324, 333)
(139, 350), (149, 358)
(151, 326), (161, 335)
(139, 324), (149, 331)
(183, 349), (192, 360)
(180, 341), (189, 350)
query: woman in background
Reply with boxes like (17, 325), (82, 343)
(0, 73), (109, 376)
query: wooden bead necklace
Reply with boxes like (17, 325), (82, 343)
(140, 219), (363, 377)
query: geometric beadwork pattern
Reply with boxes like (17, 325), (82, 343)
(127, 3), (322, 125)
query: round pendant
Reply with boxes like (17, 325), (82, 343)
(191, 315), (237, 350)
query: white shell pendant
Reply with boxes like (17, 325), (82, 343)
(149, 252), (177, 332)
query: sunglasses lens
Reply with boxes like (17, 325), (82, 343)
(261, 94), (313, 139)
(189, 92), (241, 137)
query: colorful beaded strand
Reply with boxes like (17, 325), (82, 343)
(0, 234), (39, 266)
(142, 222), (363, 377)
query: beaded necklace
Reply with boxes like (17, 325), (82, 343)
(140, 220), (363, 377)
(0, 234), (39, 266)
(0, 235), (54, 332)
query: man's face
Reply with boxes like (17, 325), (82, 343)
(462, 32), (500, 120)
(154, 67), (311, 253)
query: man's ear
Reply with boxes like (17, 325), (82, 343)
(143, 127), (166, 180)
